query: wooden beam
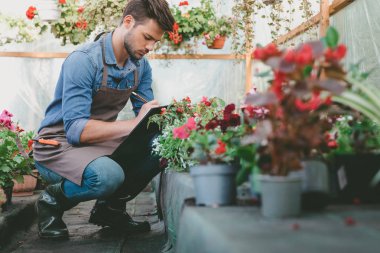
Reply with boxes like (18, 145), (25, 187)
(275, 0), (355, 44)
(320, 0), (330, 37)
(0, 51), (245, 60)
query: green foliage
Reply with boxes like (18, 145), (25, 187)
(0, 121), (34, 188)
(325, 26), (339, 48)
(328, 115), (380, 156)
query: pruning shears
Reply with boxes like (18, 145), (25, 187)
(32, 138), (61, 147)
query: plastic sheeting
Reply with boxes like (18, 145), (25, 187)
(331, 0), (380, 87)
(2, 0), (379, 132)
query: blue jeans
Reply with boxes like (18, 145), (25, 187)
(35, 156), (125, 203)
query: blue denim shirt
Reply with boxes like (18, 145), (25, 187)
(38, 32), (153, 145)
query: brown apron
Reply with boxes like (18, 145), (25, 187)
(33, 37), (138, 186)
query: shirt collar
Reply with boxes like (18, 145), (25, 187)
(104, 32), (140, 68)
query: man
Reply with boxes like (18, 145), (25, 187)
(33, 0), (174, 239)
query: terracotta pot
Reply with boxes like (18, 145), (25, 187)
(207, 36), (226, 49)
(12, 171), (38, 197)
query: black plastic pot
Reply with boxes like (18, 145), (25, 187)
(329, 154), (380, 204)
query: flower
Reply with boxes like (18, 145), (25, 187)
(0, 110), (35, 188)
(26, 6), (37, 20)
(244, 27), (350, 176)
(203, 15), (233, 48)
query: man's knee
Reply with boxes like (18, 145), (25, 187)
(84, 157), (125, 197)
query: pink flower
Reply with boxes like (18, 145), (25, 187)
(204, 34), (211, 40)
(215, 34), (221, 39)
(201, 96), (211, 106)
(0, 109), (15, 131)
(173, 125), (190, 139)
(186, 117), (197, 130)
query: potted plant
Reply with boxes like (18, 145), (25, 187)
(172, 102), (248, 206)
(150, 96), (252, 206)
(326, 114), (380, 204)
(158, 0), (215, 53)
(244, 27), (349, 218)
(0, 109), (35, 210)
(203, 15), (233, 49)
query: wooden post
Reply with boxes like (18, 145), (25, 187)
(320, 0), (330, 37)
(245, 52), (253, 92)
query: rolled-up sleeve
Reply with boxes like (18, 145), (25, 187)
(131, 59), (153, 116)
(61, 52), (96, 145)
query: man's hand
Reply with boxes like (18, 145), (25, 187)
(79, 100), (159, 144)
(135, 100), (160, 123)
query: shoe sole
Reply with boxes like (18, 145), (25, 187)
(89, 217), (151, 233)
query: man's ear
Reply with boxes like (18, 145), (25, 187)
(122, 15), (135, 29)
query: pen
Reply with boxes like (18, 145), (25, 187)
(131, 91), (149, 103)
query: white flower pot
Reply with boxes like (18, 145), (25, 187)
(190, 164), (237, 206)
(37, 0), (61, 21)
(259, 174), (302, 218)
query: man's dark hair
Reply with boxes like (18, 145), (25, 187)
(122, 0), (175, 32)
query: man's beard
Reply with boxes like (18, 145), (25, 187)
(123, 32), (140, 61)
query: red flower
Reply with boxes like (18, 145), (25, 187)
(58, 0), (66, 4)
(294, 44), (313, 66)
(26, 6), (37, 20)
(327, 140), (338, 149)
(325, 44), (347, 62)
(77, 6), (85, 13)
(173, 22), (179, 32)
(184, 96), (191, 103)
(294, 92), (323, 112)
(205, 119), (219, 130)
(176, 107), (184, 113)
(214, 140), (226, 155)
(179, 1), (189, 6)
(252, 43), (281, 61)
(160, 108), (166, 115)
(76, 19), (88, 30)
(283, 49), (297, 63)
(271, 71), (286, 100)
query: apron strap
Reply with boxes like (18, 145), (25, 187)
(101, 36), (108, 88)
(133, 70), (139, 89)
(101, 34), (139, 90)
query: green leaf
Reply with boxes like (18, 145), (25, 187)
(303, 65), (313, 77)
(326, 26), (339, 48)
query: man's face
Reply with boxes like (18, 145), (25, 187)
(123, 18), (164, 60)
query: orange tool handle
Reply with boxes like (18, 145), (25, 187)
(35, 138), (61, 146)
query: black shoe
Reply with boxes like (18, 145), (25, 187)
(89, 200), (150, 233)
(35, 183), (77, 239)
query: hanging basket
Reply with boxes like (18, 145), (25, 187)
(207, 36), (227, 49)
(37, 0), (61, 21)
